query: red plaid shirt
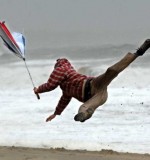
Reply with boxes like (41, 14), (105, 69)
(37, 58), (88, 115)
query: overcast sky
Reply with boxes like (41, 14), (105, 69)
(0, 0), (150, 44)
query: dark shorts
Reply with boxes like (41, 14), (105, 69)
(84, 78), (92, 102)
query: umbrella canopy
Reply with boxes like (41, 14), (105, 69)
(0, 21), (25, 60)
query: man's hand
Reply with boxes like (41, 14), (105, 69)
(33, 87), (38, 94)
(46, 114), (56, 122)
(33, 87), (40, 100)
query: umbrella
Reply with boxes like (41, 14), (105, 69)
(0, 21), (40, 99)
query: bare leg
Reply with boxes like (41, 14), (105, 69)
(74, 39), (150, 122)
(75, 53), (137, 122)
(92, 52), (137, 90)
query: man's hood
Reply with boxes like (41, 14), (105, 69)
(54, 58), (74, 69)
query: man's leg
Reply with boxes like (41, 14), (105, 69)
(74, 53), (135, 122)
(92, 52), (137, 90)
(74, 89), (108, 122)
(75, 39), (150, 122)
(92, 39), (150, 90)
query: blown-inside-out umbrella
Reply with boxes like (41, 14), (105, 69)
(0, 21), (40, 99)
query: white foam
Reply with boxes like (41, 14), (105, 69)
(0, 59), (150, 154)
(0, 87), (149, 153)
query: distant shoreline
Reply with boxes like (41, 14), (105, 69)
(0, 146), (150, 160)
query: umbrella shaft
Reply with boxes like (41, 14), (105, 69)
(23, 59), (40, 100)
(23, 60), (35, 88)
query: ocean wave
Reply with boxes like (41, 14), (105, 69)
(0, 43), (136, 61)
(0, 58), (150, 90)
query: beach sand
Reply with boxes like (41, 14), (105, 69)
(0, 146), (150, 160)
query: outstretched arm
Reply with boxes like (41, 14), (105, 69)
(46, 94), (72, 122)
(46, 114), (56, 122)
(35, 67), (66, 94)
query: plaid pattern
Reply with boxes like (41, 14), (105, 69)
(37, 59), (88, 115)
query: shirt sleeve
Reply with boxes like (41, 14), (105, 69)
(54, 94), (72, 115)
(37, 67), (66, 93)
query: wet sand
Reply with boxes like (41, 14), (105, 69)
(0, 146), (150, 160)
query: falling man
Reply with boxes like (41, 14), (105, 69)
(34, 39), (150, 122)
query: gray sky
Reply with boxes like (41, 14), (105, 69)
(0, 0), (150, 45)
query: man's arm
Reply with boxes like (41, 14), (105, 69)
(46, 94), (72, 122)
(54, 94), (72, 115)
(37, 67), (66, 93)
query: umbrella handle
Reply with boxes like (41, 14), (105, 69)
(33, 87), (40, 100)
(36, 93), (40, 100)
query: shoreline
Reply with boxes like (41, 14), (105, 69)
(0, 146), (150, 160)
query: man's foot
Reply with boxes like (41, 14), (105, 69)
(74, 108), (94, 122)
(136, 39), (150, 56)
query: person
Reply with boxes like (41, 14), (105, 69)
(34, 39), (150, 123)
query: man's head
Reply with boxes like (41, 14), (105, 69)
(54, 58), (73, 69)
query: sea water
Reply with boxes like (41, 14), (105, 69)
(0, 43), (150, 154)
